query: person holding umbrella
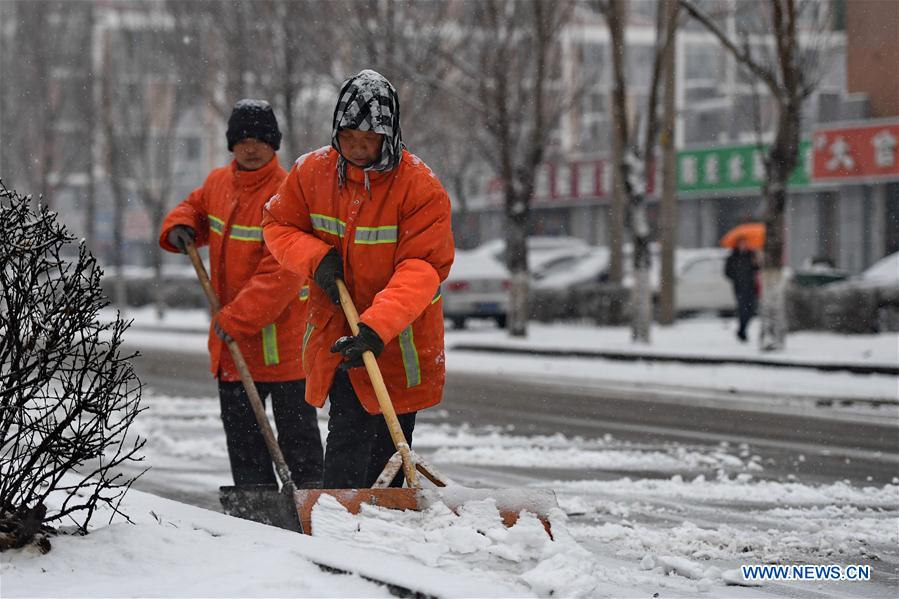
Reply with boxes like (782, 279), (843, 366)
(724, 235), (760, 342)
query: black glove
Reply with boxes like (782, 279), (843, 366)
(167, 225), (195, 253)
(313, 248), (344, 305)
(213, 319), (233, 343)
(330, 323), (384, 370)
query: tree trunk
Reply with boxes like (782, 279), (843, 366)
(112, 189), (127, 312)
(759, 98), (800, 351)
(85, 2), (97, 255)
(505, 191), (529, 337)
(150, 195), (166, 320)
(630, 197), (652, 343)
(758, 163), (790, 351)
(657, 0), (678, 326)
(607, 0), (628, 286)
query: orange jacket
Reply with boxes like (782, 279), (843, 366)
(262, 147), (454, 414)
(159, 157), (309, 382)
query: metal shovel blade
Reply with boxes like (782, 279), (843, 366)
(219, 484), (302, 532)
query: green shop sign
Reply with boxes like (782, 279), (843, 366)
(677, 140), (811, 194)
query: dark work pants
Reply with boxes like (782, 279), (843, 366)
(218, 379), (323, 487)
(735, 289), (757, 338)
(323, 370), (417, 488)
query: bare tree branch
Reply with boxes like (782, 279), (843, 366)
(679, 0), (781, 96)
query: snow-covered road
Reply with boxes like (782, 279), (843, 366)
(70, 310), (898, 596)
(111, 377), (897, 597)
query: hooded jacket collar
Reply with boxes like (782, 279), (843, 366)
(230, 155), (280, 190)
(342, 155), (401, 187)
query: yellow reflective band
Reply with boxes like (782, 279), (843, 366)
(207, 214), (262, 242)
(229, 223), (263, 242)
(310, 213), (346, 237)
(262, 324), (279, 366)
(209, 214), (225, 236)
(431, 287), (442, 304)
(302, 322), (314, 365)
(354, 225), (398, 245)
(299, 285), (310, 301)
(398, 325), (421, 388)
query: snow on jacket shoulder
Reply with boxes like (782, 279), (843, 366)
(262, 147), (454, 415)
(159, 157), (310, 382)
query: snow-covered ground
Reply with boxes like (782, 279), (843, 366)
(5, 388), (896, 598)
(20, 307), (886, 596)
(0, 481), (520, 598)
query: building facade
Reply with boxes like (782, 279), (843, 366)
(459, 0), (898, 274)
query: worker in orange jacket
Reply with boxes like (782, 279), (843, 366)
(262, 70), (454, 488)
(160, 100), (323, 488)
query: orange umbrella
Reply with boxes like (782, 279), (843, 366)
(720, 222), (765, 250)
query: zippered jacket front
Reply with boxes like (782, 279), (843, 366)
(160, 157), (309, 382)
(262, 147), (454, 414)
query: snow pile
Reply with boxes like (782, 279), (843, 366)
(306, 492), (790, 595)
(0, 489), (388, 598)
(1, 485), (530, 598)
(310, 494), (621, 597)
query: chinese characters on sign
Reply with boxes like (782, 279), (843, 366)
(677, 142), (812, 193)
(484, 119), (899, 206)
(812, 119), (899, 182)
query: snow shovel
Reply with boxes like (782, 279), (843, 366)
(185, 243), (305, 533)
(291, 279), (558, 536)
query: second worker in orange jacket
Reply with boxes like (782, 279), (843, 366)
(160, 100), (323, 488)
(262, 70), (455, 488)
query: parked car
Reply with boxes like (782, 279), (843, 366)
(789, 251), (899, 333)
(532, 247), (610, 290)
(442, 249), (510, 329)
(444, 237), (600, 329)
(533, 245), (734, 314)
(857, 251), (899, 289)
(471, 236), (592, 274)
(674, 248), (733, 314)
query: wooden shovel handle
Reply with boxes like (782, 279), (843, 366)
(336, 279), (419, 488)
(185, 243), (297, 494)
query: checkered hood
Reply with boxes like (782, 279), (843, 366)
(331, 69), (403, 187)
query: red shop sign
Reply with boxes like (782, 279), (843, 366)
(812, 118), (899, 183)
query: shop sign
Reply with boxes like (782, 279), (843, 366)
(811, 118), (899, 183)
(678, 141), (811, 193)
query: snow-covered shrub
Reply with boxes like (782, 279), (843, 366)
(572, 283), (630, 326)
(787, 283), (898, 333)
(0, 181), (145, 553)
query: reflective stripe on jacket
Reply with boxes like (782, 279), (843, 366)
(159, 157), (308, 382)
(262, 147), (454, 415)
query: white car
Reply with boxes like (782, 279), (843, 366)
(858, 251), (899, 288)
(533, 245), (734, 315)
(533, 247), (610, 290)
(442, 249), (510, 329)
(674, 248), (734, 314)
(471, 236), (592, 274)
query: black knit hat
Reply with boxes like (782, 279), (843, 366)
(226, 99), (281, 151)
